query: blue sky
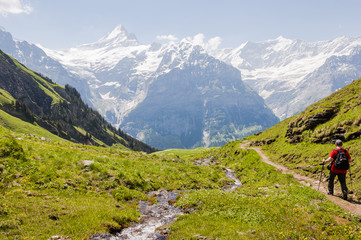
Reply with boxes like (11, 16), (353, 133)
(1, 0), (361, 50)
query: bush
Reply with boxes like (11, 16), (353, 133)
(0, 137), (25, 160)
(112, 186), (148, 202)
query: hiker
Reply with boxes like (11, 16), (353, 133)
(323, 139), (352, 200)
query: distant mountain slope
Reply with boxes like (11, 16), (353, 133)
(121, 48), (279, 149)
(0, 26), (279, 149)
(39, 25), (279, 149)
(214, 36), (361, 119)
(0, 50), (156, 153)
(247, 77), (361, 198)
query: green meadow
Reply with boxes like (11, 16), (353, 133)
(2, 79), (361, 239)
(1, 121), (361, 239)
(0, 124), (226, 239)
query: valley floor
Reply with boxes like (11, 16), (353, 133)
(2, 133), (361, 239)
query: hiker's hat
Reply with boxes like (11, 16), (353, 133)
(335, 139), (343, 146)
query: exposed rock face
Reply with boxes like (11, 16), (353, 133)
(120, 48), (279, 149)
(285, 108), (338, 143)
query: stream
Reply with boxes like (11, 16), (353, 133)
(223, 168), (242, 191)
(116, 190), (183, 239)
(89, 158), (241, 240)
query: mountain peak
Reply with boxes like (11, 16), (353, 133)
(97, 24), (138, 46)
(275, 36), (288, 41)
(102, 24), (127, 40)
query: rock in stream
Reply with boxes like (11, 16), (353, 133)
(89, 190), (183, 240)
(117, 190), (183, 240)
(90, 157), (242, 240)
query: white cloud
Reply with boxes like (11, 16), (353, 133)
(207, 36), (222, 50)
(0, 0), (32, 16)
(187, 33), (222, 51)
(156, 34), (178, 42)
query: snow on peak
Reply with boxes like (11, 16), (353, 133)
(96, 24), (138, 47)
(100, 25), (129, 40)
(275, 36), (289, 41)
(0, 26), (6, 32)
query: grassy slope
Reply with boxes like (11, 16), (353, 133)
(247, 78), (361, 198)
(0, 50), (156, 152)
(0, 124), (226, 239)
(1, 123), (361, 239)
(12, 59), (64, 105)
(0, 89), (15, 106)
(3, 74), (361, 238)
(168, 141), (361, 239)
(0, 109), (63, 141)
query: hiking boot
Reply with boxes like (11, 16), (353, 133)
(327, 192), (333, 196)
(343, 193), (348, 200)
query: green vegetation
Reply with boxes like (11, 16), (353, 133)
(0, 124), (228, 239)
(2, 49), (361, 239)
(247, 78), (361, 199)
(168, 141), (361, 239)
(1, 118), (361, 239)
(0, 109), (63, 141)
(0, 50), (156, 153)
(0, 89), (15, 106)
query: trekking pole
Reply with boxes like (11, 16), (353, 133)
(318, 162), (325, 191)
(349, 165), (353, 191)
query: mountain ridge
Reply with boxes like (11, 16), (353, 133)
(0, 49), (156, 152)
(2, 25), (361, 148)
(36, 26), (361, 122)
(35, 26), (279, 149)
(213, 35), (361, 119)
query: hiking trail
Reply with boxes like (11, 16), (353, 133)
(240, 143), (361, 217)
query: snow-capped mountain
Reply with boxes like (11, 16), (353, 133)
(213, 36), (361, 119)
(3, 24), (360, 148)
(0, 25), (279, 149)
(120, 42), (279, 148)
(0, 27), (92, 101)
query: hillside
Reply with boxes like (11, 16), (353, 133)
(1, 126), (361, 239)
(247, 77), (361, 199)
(0, 50), (156, 153)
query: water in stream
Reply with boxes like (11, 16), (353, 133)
(116, 190), (183, 239)
(89, 157), (241, 240)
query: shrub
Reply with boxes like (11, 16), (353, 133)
(0, 137), (25, 160)
(112, 186), (148, 202)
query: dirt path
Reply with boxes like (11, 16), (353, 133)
(240, 144), (361, 217)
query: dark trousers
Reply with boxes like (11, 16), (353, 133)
(328, 170), (347, 195)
